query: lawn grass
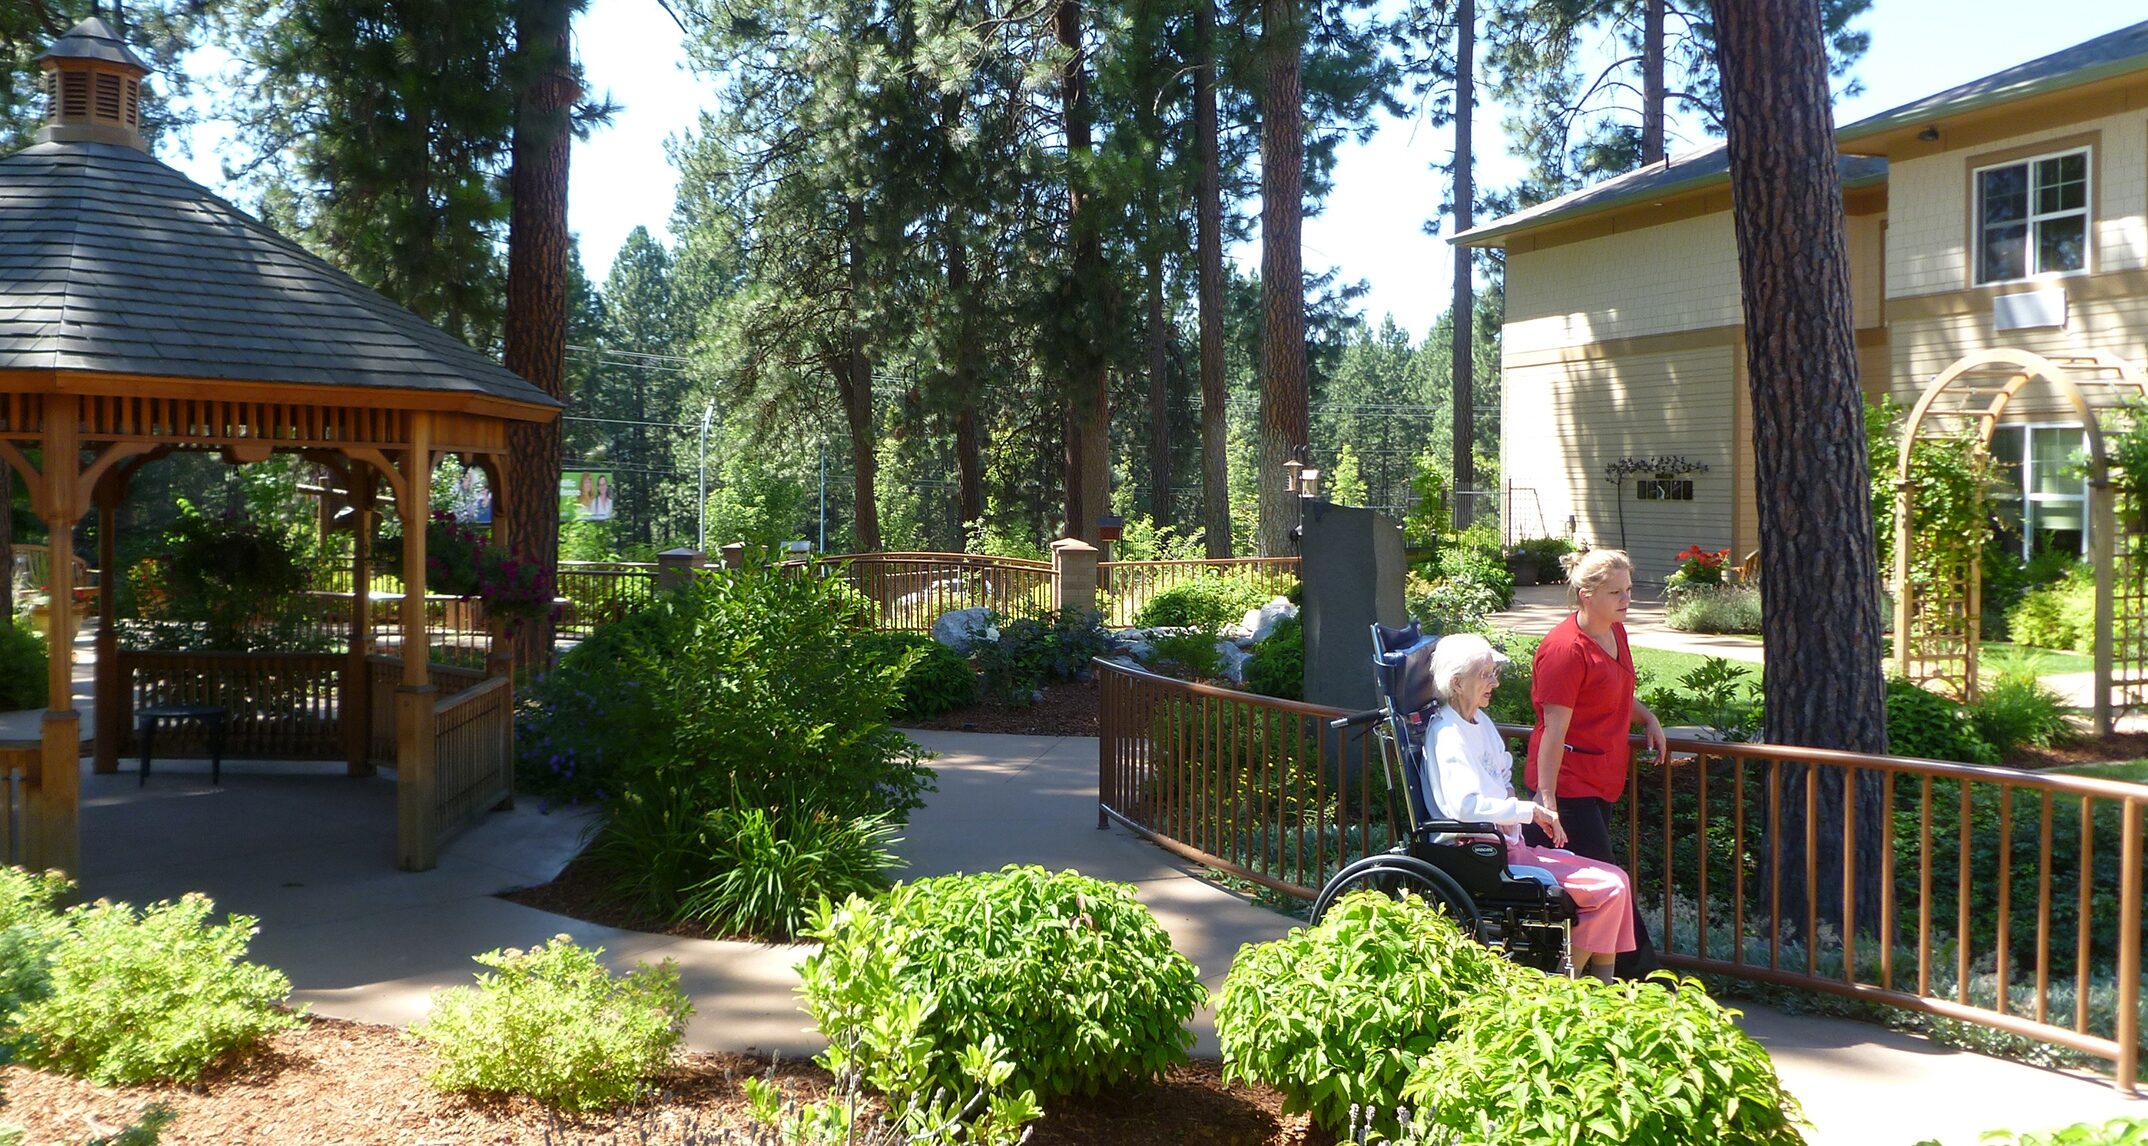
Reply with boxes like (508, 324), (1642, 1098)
(2048, 759), (2148, 784)
(1493, 634), (1758, 691)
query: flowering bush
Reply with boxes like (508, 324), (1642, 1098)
(422, 512), (557, 635)
(1666, 544), (1730, 598)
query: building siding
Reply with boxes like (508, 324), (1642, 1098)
(1502, 343), (1739, 584)
(1503, 213), (1745, 355)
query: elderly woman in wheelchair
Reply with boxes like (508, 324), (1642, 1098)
(1425, 632), (1635, 981)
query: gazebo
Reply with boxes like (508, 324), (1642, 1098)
(0, 18), (559, 873)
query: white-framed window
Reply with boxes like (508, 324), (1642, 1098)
(1988, 423), (2088, 558)
(1974, 147), (2090, 285)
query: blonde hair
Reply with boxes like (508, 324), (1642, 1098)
(1564, 548), (1633, 611)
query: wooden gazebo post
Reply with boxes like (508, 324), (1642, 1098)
(36, 396), (80, 875)
(395, 417), (436, 871)
(344, 467), (377, 776)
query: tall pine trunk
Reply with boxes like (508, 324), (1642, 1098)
(1194, 0), (1230, 556)
(845, 199), (882, 552)
(1147, 251), (1171, 525)
(504, 0), (576, 663)
(1449, 0), (1475, 531)
(1256, 0), (1307, 556)
(1058, 0), (1110, 544)
(1642, 0), (1665, 164)
(1713, 0), (1887, 933)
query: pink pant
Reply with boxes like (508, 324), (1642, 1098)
(1508, 840), (1636, 956)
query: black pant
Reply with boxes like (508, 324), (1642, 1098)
(1523, 794), (1658, 978)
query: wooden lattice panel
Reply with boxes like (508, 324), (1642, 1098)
(79, 396), (410, 450)
(1905, 574), (1975, 700)
(2117, 531), (2148, 716)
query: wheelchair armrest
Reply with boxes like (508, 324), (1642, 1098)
(1422, 819), (1502, 836)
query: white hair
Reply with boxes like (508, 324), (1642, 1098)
(1430, 633), (1507, 705)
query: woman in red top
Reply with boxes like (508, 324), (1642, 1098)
(1523, 548), (1666, 978)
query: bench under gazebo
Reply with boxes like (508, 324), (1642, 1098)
(0, 17), (559, 873)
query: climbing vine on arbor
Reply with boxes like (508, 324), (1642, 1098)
(1902, 436), (1994, 607)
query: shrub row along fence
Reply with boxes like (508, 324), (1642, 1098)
(308, 554), (1301, 640)
(1096, 659), (2148, 1089)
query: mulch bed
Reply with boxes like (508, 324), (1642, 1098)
(898, 678), (1101, 738)
(0, 1016), (1322, 1145)
(2007, 731), (2148, 771)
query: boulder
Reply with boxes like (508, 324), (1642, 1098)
(932, 606), (995, 653)
(1239, 598), (1298, 645)
(1218, 641), (1252, 683)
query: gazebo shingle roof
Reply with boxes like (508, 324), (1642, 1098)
(0, 140), (558, 412)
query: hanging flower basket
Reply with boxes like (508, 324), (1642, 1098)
(416, 512), (557, 636)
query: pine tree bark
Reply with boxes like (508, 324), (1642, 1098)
(845, 199), (882, 552)
(1256, 0), (1307, 557)
(504, 0), (576, 663)
(1058, 0), (1110, 544)
(1449, 0), (1475, 530)
(1147, 251), (1171, 525)
(1195, 0), (1231, 557)
(1713, 0), (1888, 933)
(1642, 0), (1665, 164)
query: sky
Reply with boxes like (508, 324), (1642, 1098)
(172, 2), (2144, 344)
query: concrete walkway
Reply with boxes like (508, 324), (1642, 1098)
(1494, 583), (1766, 663)
(64, 732), (2146, 1144)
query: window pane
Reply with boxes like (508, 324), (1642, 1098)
(2037, 215), (2086, 273)
(1982, 222), (2027, 281)
(1982, 165), (2028, 224)
(1990, 425), (2024, 466)
(2036, 176), (2086, 215)
(2029, 429), (2085, 495)
(2037, 153), (2087, 202)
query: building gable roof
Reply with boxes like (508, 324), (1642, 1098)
(0, 140), (557, 412)
(1457, 17), (2148, 249)
(1453, 146), (1885, 248)
(1837, 18), (2148, 146)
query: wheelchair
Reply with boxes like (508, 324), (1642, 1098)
(1313, 622), (1576, 974)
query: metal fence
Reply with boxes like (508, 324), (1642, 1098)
(1096, 659), (2148, 1089)
(1097, 557), (1300, 627)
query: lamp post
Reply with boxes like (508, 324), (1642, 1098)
(696, 398), (717, 552)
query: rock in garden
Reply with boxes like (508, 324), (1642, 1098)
(933, 607), (995, 653)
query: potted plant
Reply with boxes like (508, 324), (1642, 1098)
(1665, 544), (1730, 603)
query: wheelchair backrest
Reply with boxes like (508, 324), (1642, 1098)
(1370, 622), (1441, 829)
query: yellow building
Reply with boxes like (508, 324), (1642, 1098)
(1458, 20), (2148, 584)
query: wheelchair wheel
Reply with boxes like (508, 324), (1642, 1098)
(1310, 854), (1478, 931)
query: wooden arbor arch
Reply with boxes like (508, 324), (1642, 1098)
(1892, 348), (2148, 733)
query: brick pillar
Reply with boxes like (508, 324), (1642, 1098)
(657, 548), (706, 592)
(719, 543), (746, 571)
(1050, 538), (1100, 616)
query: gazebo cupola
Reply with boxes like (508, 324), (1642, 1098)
(34, 17), (149, 151)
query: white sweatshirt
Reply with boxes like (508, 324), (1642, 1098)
(1425, 704), (1536, 845)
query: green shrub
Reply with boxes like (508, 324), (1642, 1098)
(1143, 630), (1225, 679)
(1216, 891), (1508, 1135)
(520, 566), (933, 923)
(800, 865), (1203, 1103)
(412, 935), (690, 1111)
(13, 893), (298, 1084)
(1434, 538), (1515, 609)
(1970, 672), (2073, 758)
(1510, 536), (1575, 569)
(856, 631), (978, 720)
(969, 607), (1111, 704)
(677, 807), (902, 940)
(1132, 575), (1272, 631)
(1639, 656), (1762, 741)
(1243, 614), (1303, 700)
(0, 867), (70, 1062)
(2006, 565), (2095, 653)
(1400, 973), (1806, 1146)
(1931, 1119), (2148, 1146)
(1405, 570), (1506, 634)
(1886, 677), (2000, 765)
(0, 625), (45, 712)
(1664, 584), (1763, 634)
(742, 1040), (1041, 1146)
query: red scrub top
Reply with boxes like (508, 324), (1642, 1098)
(1524, 615), (1636, 802)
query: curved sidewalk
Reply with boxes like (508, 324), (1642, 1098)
(72, 735), (2143, 1145)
